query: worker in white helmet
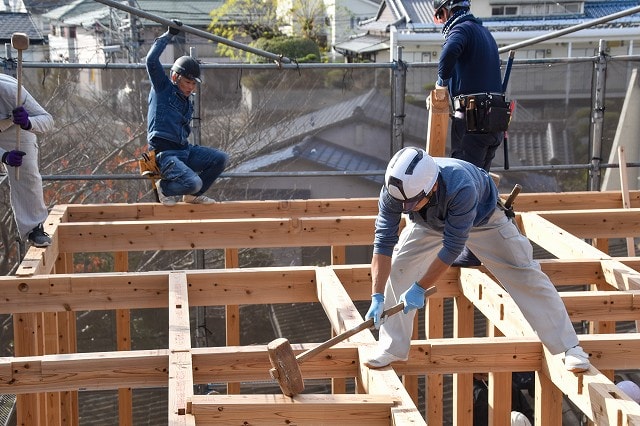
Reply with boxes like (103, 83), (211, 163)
(364, 147), (590, 373)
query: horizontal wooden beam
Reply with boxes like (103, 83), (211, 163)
(561, 290), (640, 321)
(188, 394), (398, 426)
(535, 209), (640, 239)
(2, 336), (638, 395)
(1, 266), (637, 316)
(56, 217), (376, 252)
(58, 191), (640, 222)
(62, 199), (381, 222)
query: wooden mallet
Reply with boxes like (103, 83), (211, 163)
(268, 285), (437, 396)
(11, 32), (29, 180)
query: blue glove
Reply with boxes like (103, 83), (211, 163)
(2, 150), (26, 167)
(365, 293), (385, 330)
(168, 19), (182, 35)
(12, 107), (31, 130)
(399, 282), (426, 314)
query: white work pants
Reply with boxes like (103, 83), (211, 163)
(0, 136), (48, 240)
(378, 207), (579, 358)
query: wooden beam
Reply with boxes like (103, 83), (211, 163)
(315, 267), (370, 340)
(0, 350), (169, 393)
(62, 199), (381, 222)
(540, 346), (640, 425)
(532, 208), (640, 239)
(56, 216), (376, 252)
(187, 394), (398, 425)
(168, 272), (195, 425)
(560, 290), (640, 321)
(1, 337), (639, 395)
(426, 87), (450, 156)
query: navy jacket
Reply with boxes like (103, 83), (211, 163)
(437, 14), (503, 97)
(146, 31), (193, 152)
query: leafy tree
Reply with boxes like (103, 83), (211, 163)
(208, 0), (283, 61)
(285, 0), (328, 48)
(251, 36), (321, 63)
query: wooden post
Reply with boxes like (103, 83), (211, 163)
(225, 248), (241, 395)
(426, 88), (450, 157)
(425, 296), (444, 423)
(115, 252), (133, 426)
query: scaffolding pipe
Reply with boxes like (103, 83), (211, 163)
(391, 46), (407, 154)
(92, 0), (292, 64)
(589, 40), (608, 191)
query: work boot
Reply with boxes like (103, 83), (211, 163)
(183, 194), (216, 204)
(155, 180), (179, 206)
(564, 345), (590, 373)
(364, 349), (407, 369)
(27, 223), (51, 247)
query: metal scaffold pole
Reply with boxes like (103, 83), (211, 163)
(589, 40), (608, 191)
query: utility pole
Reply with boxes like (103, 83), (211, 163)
(127, 0), (140, 63)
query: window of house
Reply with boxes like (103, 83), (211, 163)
(492, 2), (582, 17)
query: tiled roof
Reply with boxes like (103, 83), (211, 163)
(44, 0), (223, 28)
(0, 13), (46, 43)
(232, 88), (428, 158)
(361, 0), (640, 32)
(483, 0), (640, 30)
(293, 138), (387, 184)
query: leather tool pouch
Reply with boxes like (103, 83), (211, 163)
(456, 94), (512, 133)
(139, 150), (161, 178)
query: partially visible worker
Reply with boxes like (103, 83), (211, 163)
(0, 73), (54, 247)
(433, 0), (512, 265)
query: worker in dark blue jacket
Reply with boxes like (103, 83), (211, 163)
(434, 0), (511, 266)
(146, 21), (228, 206)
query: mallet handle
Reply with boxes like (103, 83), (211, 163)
(296, 285), (437, 364)
(15, 49), (22, 180)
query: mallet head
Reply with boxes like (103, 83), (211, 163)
(11, 33), (29, 51)
(267, 337), (304, 397)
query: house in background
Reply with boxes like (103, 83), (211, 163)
(0, 0), (48, 67)
(276, 0), (379, 61)
(336, 0), (640, 63)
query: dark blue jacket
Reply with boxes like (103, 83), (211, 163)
(146, 31), (192, 152)
(437, 14), (502, 96)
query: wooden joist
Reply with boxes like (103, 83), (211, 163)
(187, 394), (398, 426)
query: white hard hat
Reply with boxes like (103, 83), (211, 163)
(385, 148), (438, 212)
(510, 411), (532, 426)
(617, 380), (640, 403)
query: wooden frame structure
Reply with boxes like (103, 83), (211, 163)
(2, 191), (640, 425)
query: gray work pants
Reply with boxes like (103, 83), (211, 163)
(378, 207), (579, 358)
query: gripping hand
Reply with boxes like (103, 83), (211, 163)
(168, 20), (182, 35)
(12, 107), (31, 130)
(399, 282), (426, 314)
(365, 293), (385, 330)
(2, 150), (26, 167)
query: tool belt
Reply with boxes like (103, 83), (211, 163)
(138, 150), (161, 179)
(453, 93), (512, 134)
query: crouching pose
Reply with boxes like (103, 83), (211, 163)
(364, 147), (590, 373)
